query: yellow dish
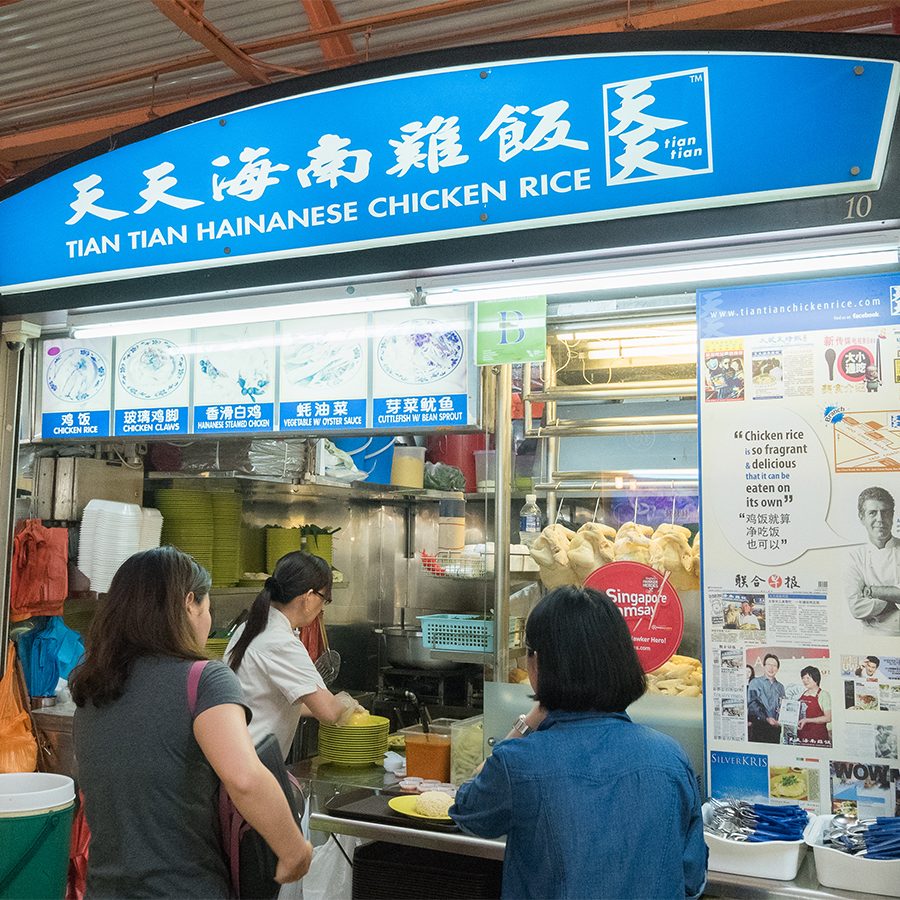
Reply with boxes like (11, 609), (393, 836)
(770, 767), (808, 800)
(388, 795), (452, 821)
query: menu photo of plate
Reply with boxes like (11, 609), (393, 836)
(41, 337), (113, 439)
(278, 314), (368, 432)
(192, 322), (276, 434)
(370, 307), (472, 430)
(113, 330), (191, 437)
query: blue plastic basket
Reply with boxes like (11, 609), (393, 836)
(419, 615), (494, 652)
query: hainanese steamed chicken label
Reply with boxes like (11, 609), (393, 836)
(191, 322), (276, 433)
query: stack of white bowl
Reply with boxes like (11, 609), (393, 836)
(139, 508), (164, 551)
(77, 500), (144, 593)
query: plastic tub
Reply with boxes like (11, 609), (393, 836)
(806, 814), (900, 897)
(451, 714), (484, 786)
(401, 725), (452, 782)
(702, 803), (812, 881)
(0, 773), (75, 900)
(473, 450), (496, 491)
(391, 445), (426, 489)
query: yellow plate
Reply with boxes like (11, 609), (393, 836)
(388, 795), (452, 821)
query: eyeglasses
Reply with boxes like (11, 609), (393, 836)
(312, 589), (332, 605)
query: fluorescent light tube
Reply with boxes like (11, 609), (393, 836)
(426, 247), (898, 304)
(71, 293), (414, 339)
(586, 344), (696, 360)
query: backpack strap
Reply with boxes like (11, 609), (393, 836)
(219, 789), (243, 894)
(186, 660), (210, 717)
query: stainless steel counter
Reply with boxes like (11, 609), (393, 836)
(702, 856), (880, 900)
(296, 758), (879, 900)
(310, 810), (505, 860)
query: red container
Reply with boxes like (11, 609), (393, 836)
(426, 434), (486, 493)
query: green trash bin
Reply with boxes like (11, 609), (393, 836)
(0, 773), (75, 900)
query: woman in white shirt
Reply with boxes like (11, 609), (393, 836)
(226, 551), (362, 759)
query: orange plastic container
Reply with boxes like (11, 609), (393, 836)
(402, 728), (451, 782)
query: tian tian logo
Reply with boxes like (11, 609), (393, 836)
(603, 67), (713, 186)
(890, 285), (900, 316)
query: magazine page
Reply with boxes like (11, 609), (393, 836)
(699, 272), (900, 814)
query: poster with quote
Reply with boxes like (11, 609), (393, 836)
(699, 271), (900, 815)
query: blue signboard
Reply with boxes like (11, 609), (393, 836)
(193, 402), (275, 434)
(1, 52), (896, 292)
(372, 394), (468, 429)
(43, 409), (110, 439)
(280, 399), (367, 432)
(698, 271), (900, 339)
(114, 406), (188, 436)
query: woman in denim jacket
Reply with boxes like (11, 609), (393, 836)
(450, 586), (707, 899)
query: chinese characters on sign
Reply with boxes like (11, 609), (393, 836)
(3, 53), (893, 291)
(65, 100), (589, 229)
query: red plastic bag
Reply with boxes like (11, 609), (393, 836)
(66, 793), (90, 900)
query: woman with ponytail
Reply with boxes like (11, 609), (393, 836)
(226, 550), (364, 759)
(71, 547), (312, 898)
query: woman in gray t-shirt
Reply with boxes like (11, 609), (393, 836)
(72, 546), (312, 898)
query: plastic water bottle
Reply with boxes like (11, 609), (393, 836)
(518, 494), (542, 546)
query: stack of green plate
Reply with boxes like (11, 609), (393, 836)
(265, 527), (302, 574)
(211, 492), (243, 587)
(240, 525), (266, 575)
(155, 489), (214, 575)
(318, 716), (390, 766)
(205, 637), (230, 660)
(237, 573), (268, 590)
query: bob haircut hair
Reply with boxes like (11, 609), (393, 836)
(70, 546), (211, 708)
(800, 665), (821, 685)
(525, 586), (645, 713)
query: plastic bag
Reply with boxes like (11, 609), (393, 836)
(300, 836), (360, 900)
(66, 793), (90, 900)
(17, 617), (85, 697)
(321, 441), (364, 482)
(0, 642), (38, 773)
(424, 461), (466, 492)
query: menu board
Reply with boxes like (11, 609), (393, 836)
(699, 272), (900, 816)
(41, 337), (113, 438)
(371, 307), (473, 429)
(192, 322), (277, 434)
(278, 314), (367, 431)
(38, 305), (478, 439)
(113, 330), (191, 436)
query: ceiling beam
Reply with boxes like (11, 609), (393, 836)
(545, 0), (892, 35)
(785, 10), (897, 32)
(0, 0), (506, 116)
(0, 91), (227, 166)
(300, 0), (355, 62)
(150, 0), (273, 85)
(247, 0), (510, 53)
